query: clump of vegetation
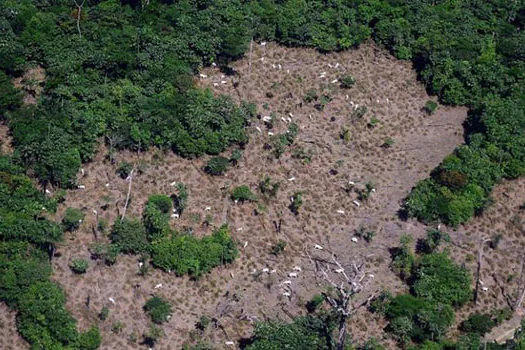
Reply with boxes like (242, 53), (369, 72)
(204, 157), (230, 176)
(303, 88), (318, 103)
(69, 259), (89, 274)
(259, 176), (280, 200)
(355, 225), (376, 243)
(306, 294), (325, 313)
(110, 218), (149, 255)
(268, 123), (299, 159)
(423, 100), (438, 115)
(351, 105), (367, 121)
(460, 313), (496, 335)
(271, 240), (287, 256)
(292, 147), (313, 164)
(340, 127), (351, 144)
(230, 149), (243, 166)
(231, 185), (257, 202)
(339, 75), (356, 89)
(289, 192), (304, 215)
(417, 229), (450, 254)
(367, 117), (380, 129)
(392, 234), (415, 281)
(382, 137), (395, 148)
(99, 306), (110, 321)
(173, 183), (188, 215)
(117, 162), (133, 179)
(144, 296), (172, 324)
(62, 207), (84, 232)
(314, 94), (332, 111)
(151, 225), (238, 277)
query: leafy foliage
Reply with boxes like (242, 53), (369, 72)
(144, 296), (172, 325)
(110, 218), (149, 255)
(62, 207), (84, 232)
(69, 259), (89, 274)
(231, 185), (257, 202)
(151, 225), (238, 277)
(204, 156), (230, 176)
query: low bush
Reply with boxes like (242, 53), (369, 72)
(117, 162), (133, 179)
(340, 75), (356, 89)
(62, 207), (84, 232)
(231, 185), (257, 202)
(259, 176), (280, 199)
(110, 218), (149, 255)
(460, 313), (495, 335)
(204, 157), (229, 176)
(144, 296), (172, 324)
(69, 259), (89, 274)
(289, 192), (303, 215)
(424, 100), (438, 115)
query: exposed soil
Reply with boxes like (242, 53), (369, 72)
(9, 42), (522, 350)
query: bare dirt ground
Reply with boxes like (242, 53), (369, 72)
(8, 42), (523, 349)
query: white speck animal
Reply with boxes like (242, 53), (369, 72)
(237, 227), (243, 231)
(282, 292), (291, 297)
(256, 126), (262, 133)
(108, 297), (115, 304)
(309, 114), (313, 120)
(78, 185), (85, 189)
(288, 113), (294, 118)
(335, 268), (344, 274)
(270, 269), (276, 274)
(352, 200), (360, 207)
(92, 209), (97, 216)
(293, 266), (302, 271)
(272, 64), (276, 69)
(278, 64), (282, 70)
(243, 241), (248, 248)
(287, 177), (295, 181)
(268, 131), (274, 136)
(138, 262), (143, 268)
(221, 80), (227, 84)
(260, 42), (267, 46)
(170, 213), (179, 219)
(154, 283), (162, 289)
(482, 287), (489, 292)
(205, 206), (211, 211)
(211, 62), (217, 67)
(213, 82), (219, 87)
(80, 168), (85, 176)
(170, 181), (177, 186)
(282, 280), (292, 285)
(328, 63), (333, 68)
(348, 181), (355, 186)
(314, 244), (323, 250)
(105, 183), (110, 188)
(199, 73), (207, 79)
(368, 274), (375, 278)
(351, 237), (358, 243)
(259, 57), (265, 62)
(262, 116), (272, 122)
(336, 210), (345, 214)
(262, 268), (269, 273)
(45, 189), (51, 194)
(230, 272), (234, 278)
(225, 341), (235, 346)
(289, 272), (298, 278)
(331, 79), (338, 84)
(335, 63), (340, 68)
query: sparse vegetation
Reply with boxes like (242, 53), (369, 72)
(259, 176), (280, 200)
(289, 192), (304, 215)
(117, 162), (133, 179)
(423, 100), (438, 115)
(340, 75), (356, 89)
(271, 240), (287, 256)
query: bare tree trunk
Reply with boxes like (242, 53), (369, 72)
(474, 238), (491, 304)
(121, 169), (134, 222)
(73, 0), (85, 38)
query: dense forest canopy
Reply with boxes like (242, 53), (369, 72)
(0, 0), (524, 348)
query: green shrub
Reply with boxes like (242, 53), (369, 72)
(412, 252), (472, 307)
(151, 225), (238, 277)
(147, 195), (172, 214)
(392, 235), (415, 281)
(259, 176), (280, 199)
(231, 185), (257, 202)
(417, 229), (450, 254)
(230, 149), (243, 166)
(303, 89), (318, 103)
(460, 313), (495, 335)
(306, 294), (325, 313)
(289, 192), (303, 215)
(117, 162), (133, 179)
(110, 218), (149, 255)
(69, 259), (89, 274)
(204, 157), (229, 176)
(62, 207), (84, 232)
(271, 240), (287, 256)
(382, 138), (395, 148)
(424, 100), (438, 115)
(99, 306), (110, 321)
(340, 75), (356, 89)
(144, 296), (172, 324)
(77, 327), (102, 350)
